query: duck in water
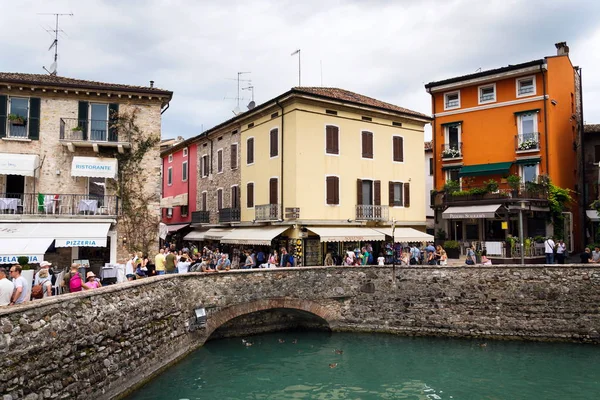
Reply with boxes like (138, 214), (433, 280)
(334, 349), (343, 354)
(278, 338), (285, 343)
(329, 363), (338, 368)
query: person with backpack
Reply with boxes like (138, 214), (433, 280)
(465, 246), (476, 265)
(62, 264), (90, 293)
(32, 269), (53, 299)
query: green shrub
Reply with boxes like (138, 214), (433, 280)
(469, 187), (488, 196)
(444, 240), (460, 249)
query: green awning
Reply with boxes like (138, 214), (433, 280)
(458, 162), (513, 177)
(515, 157), (541, 166)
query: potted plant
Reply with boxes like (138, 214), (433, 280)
(71, 126), (84, 132)
(444, 180), (460, 195)
(443, 240), (460, 259)
(484, 179), (499, 193)
(518, 139), (538, 151)
(441, 147), (461, 159)
(8, 114), (26, 126)
(507, 175), (521, 197)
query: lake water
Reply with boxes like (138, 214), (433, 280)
(127, 331), (600, 400)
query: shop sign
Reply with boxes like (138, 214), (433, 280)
(55, 238), (107, 247)
(0, 255), (43, 264)
(445, 213), (490, 219)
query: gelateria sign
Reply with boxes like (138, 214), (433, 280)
(71, 156), (118, 179)
(0, 255), (43, 264)
(54, 238), (107, 247)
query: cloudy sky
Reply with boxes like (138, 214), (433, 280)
(1, 0), (599, 140)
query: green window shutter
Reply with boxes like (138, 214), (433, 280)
(78, 101), (89, 140)
(0, 95), (6, 138)
(109, 103), (119, 142)
(28, 97), (41, 140)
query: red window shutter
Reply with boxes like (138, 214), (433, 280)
(404, 182), (410, 208)
(247, 138), (254, 164)
(356, 179), (363, 205)
(269, 178), (278, 204)
(374, 180), (381, 206)
(247, 183), (254, 208)
(389, 182), (394, 206)
(270, 129), (278, 157)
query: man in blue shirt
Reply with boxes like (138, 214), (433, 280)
(410, 245), (421, 265)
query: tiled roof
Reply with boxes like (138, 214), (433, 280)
(585, 124), (600, 133)
(293, 87), (431, 119)
(424, 141), (433, 151)
(0, 72), (172, 97)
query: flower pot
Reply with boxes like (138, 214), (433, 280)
(446, 248), (460, 259)
(10, 119), (25, 126)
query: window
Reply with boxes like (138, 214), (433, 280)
(326, 176), (340, 205)
(271, 112), (279, 119)
(517, 76), (536, 97)
(517, 112), (538, 148)
(270, 128), (279, 158)
(1, 96), (41, 140)
(446, 169), (460, 184)
(325, 109), (337, 115)
(167, 167), (173, 185)
(356, 179), (380, 206)
(166, 208), (173, 218)
(180, 205), (188, 216)
(325, 125), (339, 155)
(7, 97), (29, 138)
(392, 136), (404, 162)
(89, 103), (109, 141)
(88, 177), (106, 206)
(231, 185), (240, 209)
(362, 116), (372, 122)
(201, 192), (207, 211)
(201, 155), (209, 177)
(247, 122), (254, 128)
(217, 149), (223, 173)
(247, 137), (254, 165)
(521, 164), (538, 183)
(429, 158), (433, 175)
(217, 189), (223, 210)
(168, 154), (173, 163)
(269, 178), (278, 205)
(361, 131), (373, 159)
(443, 124), (462, 158)
(478, 84), (496, 104)
(182, 147), (188, 157)
(246, 182), (254, 208)
(231, 143), (238, 170)
(389, 182), (404, 207)
(182, 161), (188, 181)
(444, 91), (460, 110)
(392, 121), (402, 127)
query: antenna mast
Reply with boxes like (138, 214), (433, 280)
(39, 12), (73, 75)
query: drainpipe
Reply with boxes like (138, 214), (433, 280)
(161, 102), (170, 115)
(429, 91), (437, 228)
(578, 67), (586, 247)
(276, 100), (284, 220)
(541, 64), (550, 175)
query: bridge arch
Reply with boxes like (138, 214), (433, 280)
(202, 297), (336, 343)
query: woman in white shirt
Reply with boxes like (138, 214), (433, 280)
(177, 255), (191, 274)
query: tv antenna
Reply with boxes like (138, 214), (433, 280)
(224, 72), (251, 115)
(39, 12), (73, 75)
(242, 85), (255, 109)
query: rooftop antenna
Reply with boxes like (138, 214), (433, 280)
(242, 85), (255, 109)
(39, 12), (73, 75)
(291, 49), (301, 86)
(475, 67), (482, 72)
(224, 72), (251, 115)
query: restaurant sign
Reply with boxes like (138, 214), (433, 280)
(0, 255), (43, 264)
(442, 212), (494, 219)
(55, 238), (107, 247)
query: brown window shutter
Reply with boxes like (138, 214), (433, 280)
(363, 132), (373, 158)
(217, 151), (223, 172)
(356, 179), (363, 205)
(389, 182), (394, 206)
(202, 192), (207, 211)
(231, 144), (238, 169)
(326, 176), (334, 204)
(332, 127), (339, 154)
(369, 133), (373, 158)
(270, 178), (278, 204)
(362, 132), (367, 157)
(247, 138), (254, 164)
(247, 183), (254, 208)
(217, 190), (223, 210)
(398, 137), (404, 162)
(334, 177), (339, 204)
(326, 126), (339, 154)
(270, 129), (278, 157)
(404, 182), (410, 208)
(374, 180), (381, 206)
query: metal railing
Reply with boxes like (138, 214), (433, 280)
(0, 193), (119, 216)
(441, 142), (462, 159)
(356, 205), (389, 221)
(518, 86), (535, 96)
(191, 211), (210, 224)
(59, 118), (130, 143)
(219, 208), (240, 223)
(515, 132), (540, 151)
(255, 204), (281, 221)
(432, 182), (548, 206)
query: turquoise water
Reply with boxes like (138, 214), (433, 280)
(128, 332), (600, 400)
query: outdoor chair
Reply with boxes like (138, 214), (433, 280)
(52, 271), (65, 296)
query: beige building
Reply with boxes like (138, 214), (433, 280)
(0, 73), (172, 271)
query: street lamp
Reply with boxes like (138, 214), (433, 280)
(519, 201), (529, 265)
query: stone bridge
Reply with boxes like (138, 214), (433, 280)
(2, 265), (600, 400)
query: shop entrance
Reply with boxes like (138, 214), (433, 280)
(6, 175), (24, 196)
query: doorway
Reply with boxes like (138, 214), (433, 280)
(6, 175), (25, 196)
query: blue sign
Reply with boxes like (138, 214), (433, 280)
(0, 255), (43, 264)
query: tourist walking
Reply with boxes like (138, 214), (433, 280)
(592, 247), (600, 264)
(177, 254), (191, 273)
(37, 269), (53, 298)
(155, 249), (166, 275)
(269, 250), (279, 268)
(544, 237), (556, 264)
(377, 253), (385, 266)
(409, 244), (420, 265)
(556, 239), (567, 264)
(465, 246), (476, 265)
(165, 249), (177, 274)
(324, 252), (334, 266)
(34, 261), (54, 286)
(481, 250), (492, 265)
(9, 265), (30, 305)
(0, 267), (14, 306)
(63, 264), (90, 293)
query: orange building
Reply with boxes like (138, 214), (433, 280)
(425, 42), (582, 257)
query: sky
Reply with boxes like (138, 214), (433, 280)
(1, 0), (599, 141)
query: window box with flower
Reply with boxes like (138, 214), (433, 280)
(517, 139), (539, 151)
(8, 114), (27, 126)
(441, 147), (461, 159)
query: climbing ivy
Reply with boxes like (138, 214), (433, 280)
(541, 175), (573, 239)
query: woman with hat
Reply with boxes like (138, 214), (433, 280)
(86, 271), (102, 289)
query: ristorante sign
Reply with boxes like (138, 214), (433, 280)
(71, 157), (118, 179)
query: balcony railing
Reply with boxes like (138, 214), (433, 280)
(255, 204), (281, 221)
(219, 208), (240, 223)
(191, 211), (210, 224)
(441, 143), (463, 159)
(516, 132), (540, 152)
(431, 182), (548, 207)
(356, 205), (389, 221)
(60, 118), (130, 143)
(0, 193), (119, 216)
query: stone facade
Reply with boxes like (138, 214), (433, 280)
(1, 265), (600, 399)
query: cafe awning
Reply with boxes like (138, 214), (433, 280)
(307, 227), (385, 242)
(183, 229), (209, 241)
(204, 228), (235, 240)
(586, 210), (600, 221)
(458, 162), (512, 177)
(160, 197), (173, 208)
(374, 227), (434, 242)
(71, 156), (118, 179)
(166, 223), (189, 233)
(0, 222), (110, 252)
(220, 226), (289, 246)
(50, 222), (111, 247)
(442, 204), (501, 219)
(0, 153), (39, 177)
(172, 193), (189, 206)
(0, 238), (53, 264)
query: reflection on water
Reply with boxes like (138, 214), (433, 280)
(128, 332), (600, 400)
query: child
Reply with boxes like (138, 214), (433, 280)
(439, 250), (448, 266)
(377, 252), (385, 266)
(481, 250), (492, 265)
(86, 272), (102, 289)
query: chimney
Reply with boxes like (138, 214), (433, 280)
(149, 80), (154, 88)
(555, 42), (569, 56)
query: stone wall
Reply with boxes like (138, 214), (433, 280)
(1, 265), (600, 399)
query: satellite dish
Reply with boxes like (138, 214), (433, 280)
(247, 101), (256, 110)
(233, 106), (241, 115)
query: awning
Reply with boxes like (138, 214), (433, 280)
(220, 226), (289, 246)
(458, 162), (512, 177)
(374, 227), (434, 242)
(508, 205), (549, 212)
(183, 230), (209, 241)
(0, 153), (39, 177)
(160, 197), (173, 208)
(167, 223), (189, 233)
(159, 222), (168, 240)
(0, 238), (53, 264)
(307, 226), (385, 242)
(172, 193), (189, 206)
(442, 205), (501, 219)
(587, 210), (600, 221)
(0, 222), (110, 248)
(515, 157), (541, 166)
(71, 156), (118, 179)
(204, 228), (235, 240)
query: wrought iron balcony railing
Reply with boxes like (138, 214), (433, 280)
(60, 118), (130, 143)
(356, 205), (389, 221)
(0, 193), (119, 216)
(431, 182), (548, 207)
(219, 208), (241, 223)
(255, 204), (281, 221)
(191, 211), (210, 224)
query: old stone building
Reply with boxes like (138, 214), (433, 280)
(0, 73), (172, 271)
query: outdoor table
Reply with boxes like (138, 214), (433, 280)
(0, 198), (21, 213)
(78, 199), (98, 214)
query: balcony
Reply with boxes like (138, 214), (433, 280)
(191, 211), (210, 224)
(431, 182), (548, 208)
(356, 205), (389, 221)
(59, 118), (131, 153)
(0, 193), (119, 217)
(516, 133), (540, 152)
(218, 208), (241, 223)
(255, 204), (281, 221)
(441, 143), (462, 160)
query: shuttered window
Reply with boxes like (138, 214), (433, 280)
(231, 143), (238, 170)
(362, 131), (373, 158)
(356, 179), (363, 205)
(326, 176), (339, 205)
(217, 149), (223, 173)
(374, 180), (381, 206)
(326, 125), (339, 154)
(201, 155), (209, 177)
(202, 192), (207, 211)
(217, 189), (223, 210)
(269, 178), (278, 205)
(247, 183), (254, 208)
(247, 138), (254, 164)
(0, 95), (6, 138)
(389, 182), (404, 207)
(231, 186), (240, 208)
(404, 182), (411, 208)
(270, 128), (278, 157)
(393, 136), (404, 162)
(28, 98), (41, 140)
